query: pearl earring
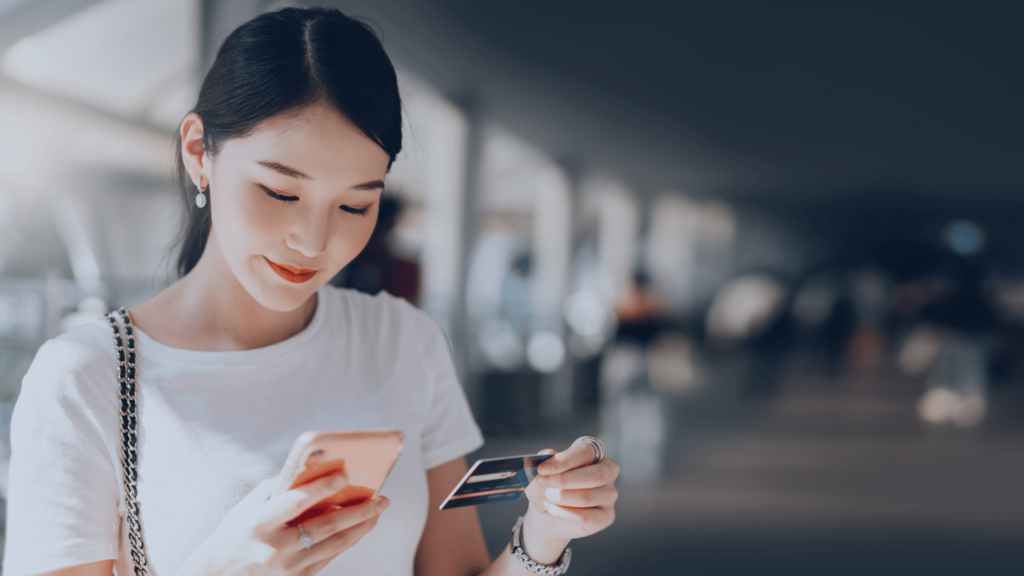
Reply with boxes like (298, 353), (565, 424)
(195, 182), (207, 208)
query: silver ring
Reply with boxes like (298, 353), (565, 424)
(573, 436), (605, 465)
(297, 523), (313, 549)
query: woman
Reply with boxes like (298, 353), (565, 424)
(2, 7), (618, 576)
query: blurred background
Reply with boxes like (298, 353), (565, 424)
(1, 0), (1023, 574)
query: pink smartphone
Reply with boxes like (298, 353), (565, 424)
(272, 429), (404, 526)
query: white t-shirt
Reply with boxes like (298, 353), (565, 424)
(2, 286), (484, 576)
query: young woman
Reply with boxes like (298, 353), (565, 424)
(2, 7), (618, 576)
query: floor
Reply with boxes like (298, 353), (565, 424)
(470, 359), (1024, 575)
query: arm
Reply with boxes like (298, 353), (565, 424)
(414, 457), (490, 576)
(415, 441), (618, 576)
(27, 560), (114, 576)
(415, 457), (553, 576)
(2, 339), (125, 576)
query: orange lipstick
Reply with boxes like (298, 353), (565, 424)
(264, 256), (316, 283)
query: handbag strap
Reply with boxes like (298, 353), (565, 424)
(105, 307), (150, 576)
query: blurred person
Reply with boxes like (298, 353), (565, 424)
(2, 8), (618, 576)
(704, 274), (788, 347)
(914, 258), (995, 428)
(703, 273), (792, 398)
(614, 270), (664, 345)
(896, 323), (944, 378)
(917, 330), (989, 427)
(329, 194), (420, 303)
(891, 276), (953, 379)
(646, 331), (700, 397)
(791, 271), (855, 375)
(982, 276), (1024, 386)
(844, 269), (890, 370)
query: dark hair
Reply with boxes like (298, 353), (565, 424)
(172, 6), (402, 278)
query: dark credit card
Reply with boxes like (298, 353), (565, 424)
(439, 453), (554, 510)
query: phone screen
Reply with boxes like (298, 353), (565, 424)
(276, 429), (404, 525)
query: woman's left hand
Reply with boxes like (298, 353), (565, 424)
(522, 438), (619, 551)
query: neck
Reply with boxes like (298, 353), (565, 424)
(131, 232), (318, 352)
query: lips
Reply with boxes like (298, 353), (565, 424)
(264, 256), (316, 283)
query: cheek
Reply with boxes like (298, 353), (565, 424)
(217, 191), (285, 256)
(329, 216), (377, 265)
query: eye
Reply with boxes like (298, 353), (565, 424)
(340, 205), (371, 216)
(259, 183), (298, 203)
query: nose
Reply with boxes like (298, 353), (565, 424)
(285, 209), (330, 258)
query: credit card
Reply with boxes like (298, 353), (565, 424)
(439, 453), (554, 510)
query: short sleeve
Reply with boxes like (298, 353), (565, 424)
(2, 335), (122, 575)
(411, 309), (484, 470)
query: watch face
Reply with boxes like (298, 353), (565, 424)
(439, 453), (554, 509)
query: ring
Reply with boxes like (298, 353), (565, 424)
(573, 436), (605, 465)
(297, 523), (313, 549)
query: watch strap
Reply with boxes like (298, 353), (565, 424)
(509, 515), (571, 575)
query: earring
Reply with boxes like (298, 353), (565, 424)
(195, 182), (207, 208)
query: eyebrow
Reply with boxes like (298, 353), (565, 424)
(257, 160), (311, 180)
(256, 160), (384, 191)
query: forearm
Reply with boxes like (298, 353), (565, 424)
(473, 511), (571, 576)
(420, 445), (617, 576)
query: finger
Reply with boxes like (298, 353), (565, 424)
(535, 459), (618, 489)
(238, 478), (277, 506)
(262, 472), (349, 526)
(541, 502), (608, 527)
(537, 440), (601, 475)
(294, 497), (389, 546)
(305, 514), (381, 564)
(541, 485), (618, 508)
(302, 556), (336, 576)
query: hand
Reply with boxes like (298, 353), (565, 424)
(521, 438), (619, 560)
(173, 471), (390, 576)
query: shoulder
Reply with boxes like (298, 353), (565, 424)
(32, 317), (117, 376)
(18, 317), (118, 414)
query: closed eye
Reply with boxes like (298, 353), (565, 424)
(261, 183), (371, 215)
(341, 205), (371, 216)
(259, 184), (298, 202)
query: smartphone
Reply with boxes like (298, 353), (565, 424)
(439, 453), (553, 510)
(273, 429), (404, 526)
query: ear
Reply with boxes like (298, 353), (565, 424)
(180, 112), (212, 190)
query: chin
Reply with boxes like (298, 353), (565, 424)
(243, 274), (323, 313)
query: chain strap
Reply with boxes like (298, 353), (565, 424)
(510, 515), (571, 575)
(106, 307), (150, 576)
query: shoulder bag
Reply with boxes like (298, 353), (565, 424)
(105, 307), (150, 576)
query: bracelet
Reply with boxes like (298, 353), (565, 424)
(509, 515), (572, 575)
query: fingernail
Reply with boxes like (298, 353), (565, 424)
(543, 487), (559, 501)
(377, 498), (390, 513)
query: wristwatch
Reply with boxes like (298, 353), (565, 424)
(509, 515), (572, 575)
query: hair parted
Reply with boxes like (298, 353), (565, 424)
(172, 6), (403, 278)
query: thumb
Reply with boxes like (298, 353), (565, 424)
(242, 478), (278, 504)
(537, 448), (557, 455)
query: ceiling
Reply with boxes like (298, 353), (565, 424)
(3, 0), (1021, 203)
(331, 0), (1023, 201)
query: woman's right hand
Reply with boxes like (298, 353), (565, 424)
(174, 471), (390, 576)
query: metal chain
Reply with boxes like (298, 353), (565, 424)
(106, 307), (150, 576)
(510, 515), (571, 575)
